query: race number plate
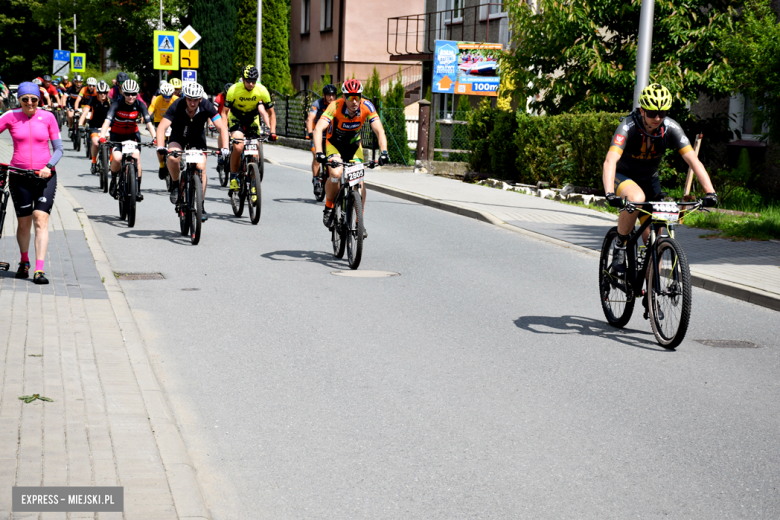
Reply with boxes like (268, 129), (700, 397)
(244, 140), (259, 156)
(344, 163), (365, 186)
(652, 202), (680, 222)
(121, 141), (138, 154)
(185, 151), (203, 164)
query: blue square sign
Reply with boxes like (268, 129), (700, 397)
(182, 70), (197, 83)
(53, 50), (70, 61)
(157, 34), (175, 52)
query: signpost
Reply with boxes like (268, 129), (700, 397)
(53, 50), (70, 77)
(153, 30), (179, 71)
(432, 41), (501, 97)
(181, 50), (199, 69)
(181, 70), (197, 84)
(71, 53), (86, 73)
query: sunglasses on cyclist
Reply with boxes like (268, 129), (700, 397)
(644, 110), (668, 119)
(20, 97), (39, 104)
(344, 94), (361, 101)
(123, 93), (138, 98)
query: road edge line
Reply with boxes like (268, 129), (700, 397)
(58, 185), (213, 519)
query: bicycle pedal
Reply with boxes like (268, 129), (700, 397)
(0, 262), (10, 271)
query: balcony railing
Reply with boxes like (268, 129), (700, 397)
(387, 3), (508, 59)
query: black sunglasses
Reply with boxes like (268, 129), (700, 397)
(20, 97), (39, 104)
(644, 110), (668, 119)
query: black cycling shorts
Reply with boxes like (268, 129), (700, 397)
(169, 132), (207, 152)
(10, 172), (57, 217)
(614, 171), (663, 202)
(229, 116), (262, 138)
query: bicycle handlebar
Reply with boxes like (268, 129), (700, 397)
(0, 163), (45, 179)
(326, 160), (378, 169)
(164, 149), (220, 158)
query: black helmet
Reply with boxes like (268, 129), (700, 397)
(242, 65), (259, 81)
(116, 72), (129, 84)
(224, 82), (233, 94)
(323, 84), (337, 96)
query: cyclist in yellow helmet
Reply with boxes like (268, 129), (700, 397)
(169, 77), (183, 97)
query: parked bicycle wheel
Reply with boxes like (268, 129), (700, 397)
(647, 238), (692, 349)
(247, 162), (262, 225)
(126, 165), (138, 228)
(599, 227), (635, 328)
(346, 191), (364, 269)
(190, 175), (203, 245)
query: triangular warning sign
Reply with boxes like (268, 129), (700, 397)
(160, 37), (173, 50)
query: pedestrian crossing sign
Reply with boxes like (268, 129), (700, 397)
(153, 30), (179, 71)
(71, 53), (86, 72)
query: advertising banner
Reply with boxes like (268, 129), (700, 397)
(432, 40), (502, 97)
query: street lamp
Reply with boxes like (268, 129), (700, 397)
(633, 0), (655, 108)
(255, 0), (262, 77)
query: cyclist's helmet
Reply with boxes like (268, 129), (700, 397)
(160, 83), (175, 97)
(115, 72), (129, 84)
(341, 79), (363, 96)
(96, 80), (110, 93)
(223, 82), (233, 94)
(62, 75), (68, 81)
(159, 79), (168, 87)
(32, 78), (42, 85)
(52, 79), (59, 86)
(169, 77), (182, 89)
(86, 77), (97, 87)
(42, 74), (52, 82)
(639, 83), (672, 111)
(73, 74), (83, 82)
(182, 82), (204, 99)
(121, 79), (139, 94)
(242, 65), (259, 81)
(323, 84), (337, 96)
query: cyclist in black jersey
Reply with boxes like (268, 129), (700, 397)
(78, 81), (112, 174)
(602, 83), (718, 275)
(306, 84), (337, 197)
(65, 75), (83, 128)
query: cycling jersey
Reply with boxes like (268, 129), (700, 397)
(320, 98), (379, 147)
(65, 85), (81, 106)
(609, 111), (693, 179)
(214, 92), (226, 115)
(149, 94), (178, 123)
(0, 108), (62, 169)
(77, 86), (97, 103)
(225, 83), (273, 120)
(43, 84), (59, 104)
(309, 98), (329, 128)
(163, 97), (220, 148)
(85, 96), (112, 129)
(105, 98), (152, 135)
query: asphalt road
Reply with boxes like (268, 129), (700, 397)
(53, 134), (780, 519)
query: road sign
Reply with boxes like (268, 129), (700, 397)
(182, 70), (197, 84)
(53, 50), (71, 76)
(178, 25), (202, 49)
(71, 53), (86, 72)
(181, 50), (199, 69)
(154, 30), (179, 71)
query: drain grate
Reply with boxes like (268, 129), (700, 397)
(115, 272), (165, 281)
(695, 340), (762, 349)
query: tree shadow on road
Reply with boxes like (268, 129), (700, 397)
(513, 315), (671, 352)
(261, 250), (344, 269)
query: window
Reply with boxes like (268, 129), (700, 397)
(301, 75), (310, 92)
(480, 0), (506, 21)
(444, 0), (463, 24)
(301, 0), (310, 34)
(321, 0), (333, 31)
(729, 93), (768, 139)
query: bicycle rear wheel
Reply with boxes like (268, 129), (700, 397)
(73, 129), (80, 151)
(126, 165), (137, 228)
(189, 175), (203, 245)
(346, 191), (364, 269)
(599, 227), (635, 328)
(648, 238), (692, 349)
(247, 162), (262, 225)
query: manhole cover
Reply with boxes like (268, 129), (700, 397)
(330, 270), (400, 278)
(695, 340), (762, 348)
(115, 272), (164, 280)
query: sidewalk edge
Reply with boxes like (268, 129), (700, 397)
(58, 185), (212, 519)
(365, 180), (780, 313)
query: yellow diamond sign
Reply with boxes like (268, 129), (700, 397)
(178, 25), (202, 49)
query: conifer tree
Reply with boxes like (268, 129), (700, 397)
(191, 0), (237, 95)
(234, 0), (293, 93)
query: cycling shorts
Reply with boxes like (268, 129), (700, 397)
(168, 132), (207, 152)
(228, 114), (262, 137)
(614, 171), (663, 224)
(10, 172), (57, 217)
(325, 140), (364, 163)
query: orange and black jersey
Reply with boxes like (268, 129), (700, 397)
(609, 111), (693, 179)
(319, 98), (380, 146)
(77, 86), (98, 103)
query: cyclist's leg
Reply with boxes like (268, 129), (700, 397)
(324, 140), (345, 205)
(228, 116), (245, 174)
(311, 139), (320, 177)
(89, 130), (100, 160)
(167, 141), (183, 181)
(614, 172), (644, 236)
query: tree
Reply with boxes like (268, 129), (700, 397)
(716, 0), (780, 142)
(0, 0), (51, 83)
(234, 0), (293, 93)
(382, 71), (412, 165)
(191, 0), (237, 94)
(501, 0), (738, 115)
(364, 67), (382, 102)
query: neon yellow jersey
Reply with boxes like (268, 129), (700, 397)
(225, 83), (273, 119)
(149, 95), (178, 123)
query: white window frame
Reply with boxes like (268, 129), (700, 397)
(729, 93), (768, 141)
(442, 0), (464, 25)
(301, 0), (310, 34)
(320, 0), (333, 31)
(479, 0), (506, 21)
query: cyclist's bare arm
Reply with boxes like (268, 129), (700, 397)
(313, 118), (329, 154)
(221, 106), (230, 125)
(156, 117), (172, 145)
(266, 105), (276, 134)
(257, 104), (271, 132)
(602, 150), (621, 193)
(305, 110), (316, 135)
(369, 118), (388, 152)
(78, 106), (90, 126)
(681, 150), (715, 193)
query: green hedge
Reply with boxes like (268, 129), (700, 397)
(469, 107), (623, 187)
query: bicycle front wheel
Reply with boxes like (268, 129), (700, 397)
(189, 174), (203, 245)
(231, 169), (245, 217)
(100, 146), (109, 193)
(126, 165), (137, 228)
(315, 165), (326, 202)
(599, 227), (635, 328)
(346, 191), (364, 269)
(332, 196), (346, 259)
(73, 130), (80, 151)
(118, 173), (127, 221)
(217, 156), (228, 187)
(648, 238), (692, 349)
(248, 162), (262, 225)
(179, 179), (190, 237)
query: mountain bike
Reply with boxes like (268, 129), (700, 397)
(82, 126), (91, 158)
(70, 110), (82, 151)
(0, 164), (45, 271)
(166, 149), (219, 245)
(229, 136), (266, 225)
(104, 140), (153, 228)
(313, 162), (327, 202)
(324, 159), (376, 270)
(97, 141), (110, 193)
(599, 198), (704, 349)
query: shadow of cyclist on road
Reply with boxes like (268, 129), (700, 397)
(261, 250), (345, 269)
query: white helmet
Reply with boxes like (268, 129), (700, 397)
(160, 83), (175, 97)
(86, 77), (97, 87)
(32, 78), (42, 85)
(181, 82), (204, 99)
(121, 79), (139, 94)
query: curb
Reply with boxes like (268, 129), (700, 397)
(364, 180), (780, 313)
(58, 185), (213, 519)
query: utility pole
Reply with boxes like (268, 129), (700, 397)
(73, 13), (77, 52)
(58, 13), (62, 50)
(633, 0), (655, 109)
(159, 0), (164, 84)
(255, 0), (262, 76)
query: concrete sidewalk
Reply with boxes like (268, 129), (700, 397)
(259, 142), (780, 312)
(1, 142), (209, 518)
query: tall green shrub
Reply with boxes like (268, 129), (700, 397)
(381, 72), (412, 165)
(191, 0), (236, 95)
(364, 67), (382, 102)
(234, 0), (293, 93)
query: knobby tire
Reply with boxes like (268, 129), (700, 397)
(126, 164), (137, 228)
(346, 191), (364, 269)
(648, 238), (692, 349)
(599, 227), (635, 328)
(190, 174), (203, 245)
(248, 162), (262, 225)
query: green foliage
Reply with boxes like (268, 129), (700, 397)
(708, 148), (761, 205)
(501, 0), (737, 114)
(448, 95), (473, 162)
(716, 0), (780, 142)
(0, 0), (49, 82)
(467, 98), (495, 170)
(364, 67), (382, 101)
(192, 0), (236, 95)
(310, 63), (333, 95)
(381, 69), (412, 165)
(234, 0), (293, 93)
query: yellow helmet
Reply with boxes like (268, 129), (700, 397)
(169, 78), (183, 89)
(639, 83), (672, 111)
